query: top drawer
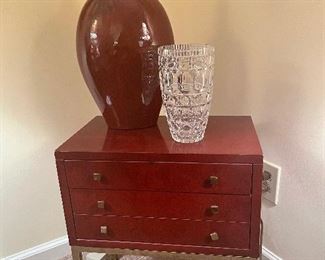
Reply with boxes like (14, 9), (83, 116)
(65, 161), (252, 195)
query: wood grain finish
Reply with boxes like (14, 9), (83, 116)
(74, 215), (250, 249)
(55, 116), (263, 258)
(70, 190), (251, 222)
(65, 161), (252, 195)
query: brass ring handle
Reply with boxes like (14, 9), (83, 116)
(210, 232), (219, 241)
(209, 176), (219, 185)
(93, 172), (102, 182)
(100, 226), (108, 234)
(210, 205), (219, 214)
(97, 200), (105, 209)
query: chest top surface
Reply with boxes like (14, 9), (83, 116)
(55, 116), (262, 163)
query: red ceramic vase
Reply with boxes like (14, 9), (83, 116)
(77, 0), (174, 129)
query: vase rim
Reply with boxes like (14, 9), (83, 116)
(158, 44), (214, 57)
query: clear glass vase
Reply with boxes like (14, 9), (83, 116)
(158, 44), (215, 143)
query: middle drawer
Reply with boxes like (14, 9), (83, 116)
(71, 190), (251, 222)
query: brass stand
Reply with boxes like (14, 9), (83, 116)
(71, 246), (258, 260)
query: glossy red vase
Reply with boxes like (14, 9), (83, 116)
(77, 0), (174, 129)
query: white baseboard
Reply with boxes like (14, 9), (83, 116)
(2, 236), (281, 260)
(2, 236), (68, 260)
(262, 246), (282, 260)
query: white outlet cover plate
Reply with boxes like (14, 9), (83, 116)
(263, 160), (281, 205)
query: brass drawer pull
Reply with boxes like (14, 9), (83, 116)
(93, 172), (102, 182)
(210, 205), (219, 214)
(209, 176), (219, 185)
(100, 226), (108, 234)
(97, 200), (105, 209)
(210, 232), (219, 241)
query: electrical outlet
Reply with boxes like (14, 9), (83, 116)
(263, 160), (281, 205)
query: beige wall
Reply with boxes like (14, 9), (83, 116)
(161, 0), (325, 259)
(0, 0), (99, 258)
(1, 0), (324, 259)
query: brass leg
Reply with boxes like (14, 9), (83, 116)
(71, 246), (83, 260)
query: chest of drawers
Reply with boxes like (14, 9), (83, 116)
(55, 116), (263, 259)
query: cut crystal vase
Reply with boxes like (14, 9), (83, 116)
(158, 44), (215, 143)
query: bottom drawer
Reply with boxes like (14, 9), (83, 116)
(75, 215), (250, 249)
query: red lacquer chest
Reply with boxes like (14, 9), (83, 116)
(55, 116), (263, 259)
